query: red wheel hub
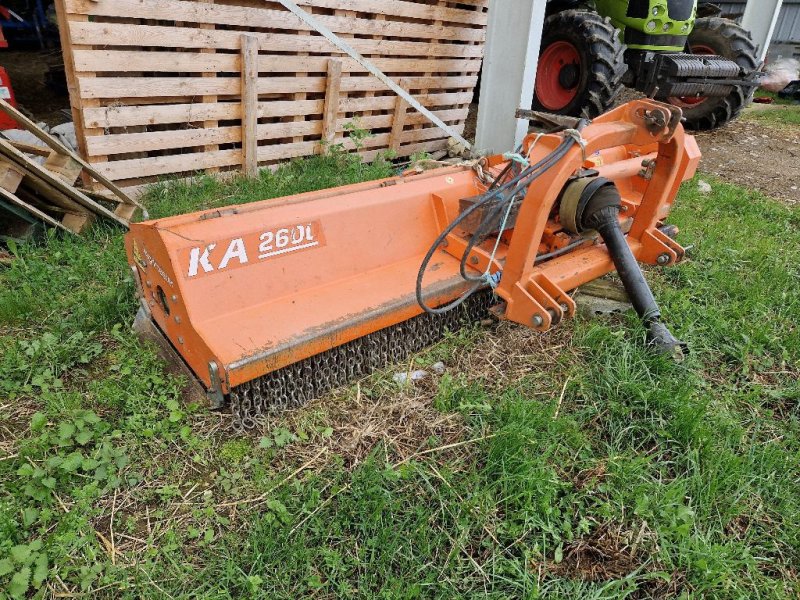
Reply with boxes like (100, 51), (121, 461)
(669, 44), (718, 108)
(536, 41), (581, 111)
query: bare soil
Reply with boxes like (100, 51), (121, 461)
(694, 116), (800, 205)
(0, 49), (70, 127)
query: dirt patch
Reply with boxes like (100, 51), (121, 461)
(533, 521), (685, 597)
(534, 522), (658, 581)
(694, 116), (800, 205)
(0, 49), (70, 126)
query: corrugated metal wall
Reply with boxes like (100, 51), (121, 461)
(716, 0), (800, 43)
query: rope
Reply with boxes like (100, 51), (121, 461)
(563, 128), (588, 162)
(502, 152), (530, 169)
(479, 189), (520, 290)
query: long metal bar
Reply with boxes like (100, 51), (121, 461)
(274, 0), (473, 150)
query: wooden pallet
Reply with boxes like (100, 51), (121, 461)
(54, 0), (488, 195)
(0, 98), (142, 234)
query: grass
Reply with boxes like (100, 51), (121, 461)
(743, 94), (800, 128)
(1, 148), (799, 598)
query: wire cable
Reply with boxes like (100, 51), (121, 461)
(416, 121), (589, 316)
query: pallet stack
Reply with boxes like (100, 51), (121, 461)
(54, 0), (489, 196)
(0, 99), (141, 237)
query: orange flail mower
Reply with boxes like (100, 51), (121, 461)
(126, 100), (700, 428)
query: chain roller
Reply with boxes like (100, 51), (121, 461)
(230, 291), (494, 430)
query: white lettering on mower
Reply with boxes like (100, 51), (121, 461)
(219, 238), (249, 269)
(185, 223), (321, 279)
(258, 224), (317, 259)
(187, 243), (216, 278)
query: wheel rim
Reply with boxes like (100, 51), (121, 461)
(668, 44), (717, 108)
(536, 41), (582, 111)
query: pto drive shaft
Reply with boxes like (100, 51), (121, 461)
(580, 181), (686, 358)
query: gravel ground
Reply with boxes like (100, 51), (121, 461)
(693, 115), (800, 205)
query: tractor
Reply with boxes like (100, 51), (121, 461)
(533, 1), (761, 130)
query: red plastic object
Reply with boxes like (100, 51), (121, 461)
(0, 66), (19, 130)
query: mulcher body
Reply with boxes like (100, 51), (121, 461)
(126, 100), (700, 427)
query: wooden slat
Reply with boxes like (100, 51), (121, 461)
(68, 22), (485, 58)
(240, 34), (259, 178)
(66, 0), (488, 27)
(71, 50), (482, 75)
(63, 0), (486, 42)
(389, 95), (409, 154)
(199, 0), (220, 176)
(82, 92), (473, 129)
(320, 59), (343, 149)
(76, 75), (479, 100)
(297, 0), (487, 26)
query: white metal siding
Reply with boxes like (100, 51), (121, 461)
(718, 0), (800, 43)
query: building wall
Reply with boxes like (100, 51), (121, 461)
(717, 0), (800, 44)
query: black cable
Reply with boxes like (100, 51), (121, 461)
(458, 137), (575, 282)
(416, 120), (589, 316)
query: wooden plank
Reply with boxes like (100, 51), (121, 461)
(61, 212), (94, 234)
(0, 160), (24, 193)
(71, 50), (482, 76)
(43, 153), (84, 185)
(81, 92), (473, 129)
(65, 0), (489, 27)
(295, 0), (488, 26)
(240, 34), (259, 178)
(62, 0), (486, 42)
(199, 0), (220, 174)
(0, 185), (75, 234)
(389, 95), (409, 154)
(67, 22), (485, 58)
(83, 107), (468, 157)
(54, 2), (91, 188)
(320, 59), (342, 149)
(75, 75), (479, 100)
(6, 140), (50, 157)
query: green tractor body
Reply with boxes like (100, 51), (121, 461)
(595, 0), (697, 51)
(532, 0), (762, 130)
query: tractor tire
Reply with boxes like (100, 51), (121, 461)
(667, 17), (760, 131)
(532, 10), (627, 119)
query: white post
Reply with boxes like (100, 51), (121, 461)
(741, 0), (784, 62)
(475, 0), (548, 154)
